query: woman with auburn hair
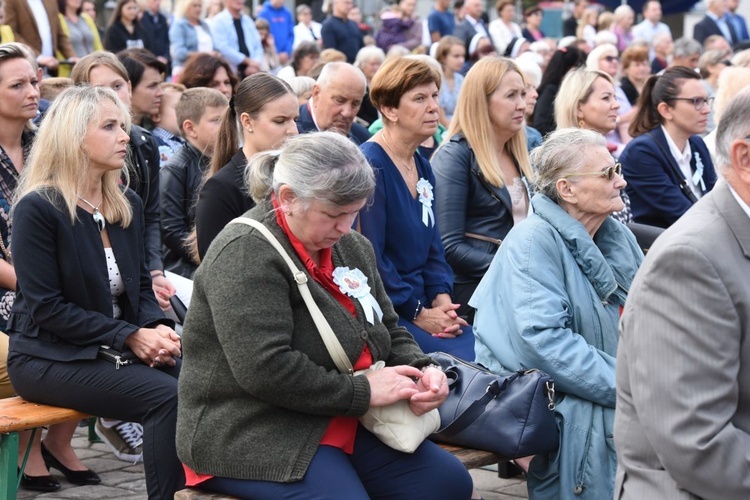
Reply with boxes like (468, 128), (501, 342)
(431, 57), (532, 324)
(620, 44), (650, 106)
(7, 85), (183, 500)
(178, 52), (237, 100)
(358, 56), (473, 361)
(620, 67), (717, 228)
(192, 72), (298, 260)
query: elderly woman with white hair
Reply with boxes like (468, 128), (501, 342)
(703, 66), (750, 158)
(515, 52), (543, 150)
(698, 48), (733, 134)
(471, 127), (643, 500)
(587, 43), (635, 153)
(354, 45), (385, 127)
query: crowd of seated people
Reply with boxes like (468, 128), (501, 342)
(0, 0), (749, 497)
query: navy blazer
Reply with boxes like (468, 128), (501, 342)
(8, 189), (171, 362)
(296, 103), (371, 145)
(693, 15), (737, 45)
(621, 127), (717, 228)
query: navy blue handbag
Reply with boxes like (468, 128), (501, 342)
(428, 351), (559, 459)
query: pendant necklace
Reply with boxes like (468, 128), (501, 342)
(78, 196), (106, 232)
(381, 130), (415, 174)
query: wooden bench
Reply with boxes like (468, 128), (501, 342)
(0, 396), (91, 500)
(174, 443), (505, 499)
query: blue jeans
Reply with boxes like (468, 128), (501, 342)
(203, 426), (473, 499)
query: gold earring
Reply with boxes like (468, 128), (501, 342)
(578, 120), (586, 128)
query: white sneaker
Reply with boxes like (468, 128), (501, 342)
(95, 419), (144, 463)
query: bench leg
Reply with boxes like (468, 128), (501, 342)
(88, 418), (101, 443)
(0, 432), (19, 500)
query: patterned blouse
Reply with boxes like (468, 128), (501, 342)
(0, 130), (35, 327)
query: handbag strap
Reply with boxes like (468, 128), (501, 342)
(229, 217), (354, 374)
(436, 371), (519, 437)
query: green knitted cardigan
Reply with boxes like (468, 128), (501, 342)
(177, 200), (433, 482)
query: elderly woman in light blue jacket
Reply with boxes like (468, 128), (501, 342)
(470, 128), (643, 500)
(169, 0), (214, 76)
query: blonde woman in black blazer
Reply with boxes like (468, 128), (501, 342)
(6, 86), (183, 500)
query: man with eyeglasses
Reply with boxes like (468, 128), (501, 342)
(615, 88), (750, 500)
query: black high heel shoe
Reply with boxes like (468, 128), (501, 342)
(41, 442), (101, 486)
(18, 468), (61, 492)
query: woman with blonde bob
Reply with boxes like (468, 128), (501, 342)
(358, 56), (473, 361)
(431, 57), (532, 323)
(6, 85), (184, 500)
(555, 67), (632, 223)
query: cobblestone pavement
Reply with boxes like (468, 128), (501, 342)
(16, 427), (528, 499)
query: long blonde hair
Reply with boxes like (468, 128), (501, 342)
(444, 56), (532, 188)
(14, 86), (133, 227)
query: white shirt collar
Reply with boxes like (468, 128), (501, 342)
(728, 183), (750, 219)
(307, 97), (322, 131)
(662, 125), (692, 164)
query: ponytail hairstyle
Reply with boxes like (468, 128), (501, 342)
(246, 131), (375, 207)
(208, 72), (294, 179)
(629, 66), (701, 137)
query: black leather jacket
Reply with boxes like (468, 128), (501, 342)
(127, 125), (163, 272)
(432, 134), (529, 285)
(160, 142), (210, 278)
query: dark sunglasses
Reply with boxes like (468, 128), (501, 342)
(603, 56), (619, 63)
(566, 162), (622, 181)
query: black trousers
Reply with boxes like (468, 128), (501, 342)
(7, 353), (184, 500)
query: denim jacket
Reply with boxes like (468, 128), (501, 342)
(169, 17), (213, 68)
(470, 193), (643, 499)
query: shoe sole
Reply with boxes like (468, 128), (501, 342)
(94, 425), (144, 463)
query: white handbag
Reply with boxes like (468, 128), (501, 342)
(229, 217), (440, 453)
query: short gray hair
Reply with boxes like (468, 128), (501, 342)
(246, 131), (376, 206)
(673, 37), (702, 58)
(317, 62), (367, 92)
(715, 88), (750, 171)
(354, 46), (385, 70)
(531, 128), (607, 203)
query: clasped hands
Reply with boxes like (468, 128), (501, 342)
(413, 293), (469, 338)
(366, 365), (448, 416)
(124, 324), (181, 368)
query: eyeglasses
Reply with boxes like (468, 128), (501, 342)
(603, 56), (619, 63)
(668, 96), (715, 110)
(565, 163), (622, 181)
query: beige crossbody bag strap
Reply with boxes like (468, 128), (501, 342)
(229, 217), (354, 374)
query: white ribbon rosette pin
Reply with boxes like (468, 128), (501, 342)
(416, 178), (435, 228)
(332, 267), (383, 325)
(693, 152), (706, 192)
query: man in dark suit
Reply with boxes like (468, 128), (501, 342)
(4, 0), (75, 72)
(615, 89), (750, 500)
(453, 0), (493, 52)
(728, 0), (749, 42)
(297, 62), (371, 144)
(140, 0), (171, 71)
(694, 0), (737, 45)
